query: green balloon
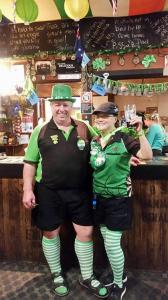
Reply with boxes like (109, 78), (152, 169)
(16, 0), (38, 24)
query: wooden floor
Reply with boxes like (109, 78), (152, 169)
(0, 260), (168, 300)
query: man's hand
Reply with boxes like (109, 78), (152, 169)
(130, 156), (141, 166)
(22, 190), (36, 209)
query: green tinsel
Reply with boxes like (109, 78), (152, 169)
(120, 127), (140, 138)
(120, 127), (147, 138)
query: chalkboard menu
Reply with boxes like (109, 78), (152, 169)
(80, 12), (168, 52)
(0, 20), (77, 57)
(0, 12), (168, 57)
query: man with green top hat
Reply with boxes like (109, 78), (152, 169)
(22, 84), (108, 298)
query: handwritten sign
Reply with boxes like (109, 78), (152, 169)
(0, 12), (168, 57)
(0, 20), (76, 57)
(80, 12), (168, 52)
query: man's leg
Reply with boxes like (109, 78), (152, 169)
(73, 223), (108, 298)
(42, 228), (69, 296)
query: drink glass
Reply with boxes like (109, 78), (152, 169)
(124, 104), (136, 127)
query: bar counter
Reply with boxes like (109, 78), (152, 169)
(0, 156), (168, 270)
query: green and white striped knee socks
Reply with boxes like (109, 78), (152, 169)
(74, 238), (107, 296)
(42, 235), (68, 295)
(100, 226), (124, 288)
(74, 238), (93, 280)
(42, 235), (61, 274)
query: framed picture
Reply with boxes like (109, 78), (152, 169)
(35, 61), (51, 75)
(146, 107), (158, 114)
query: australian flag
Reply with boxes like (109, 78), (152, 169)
(74, 25), (84, 63)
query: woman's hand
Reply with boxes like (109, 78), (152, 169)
(130, 116), (143, 133)
(129, 156), (141, 166)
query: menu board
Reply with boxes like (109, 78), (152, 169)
(80, 12), (168, 52)
(0, 12), (168, 57)
(0, 20), (76, 57)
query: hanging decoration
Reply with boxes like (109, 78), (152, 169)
(12, 0), (16, 24)
(22, 76), (39, 105)
(92, 74), (168, 97)
(64, 0), (89, 21)
(0, 9), (2, 22)
(141, 55), (156, 68)
(74, 24), (84, 63)
(105, 56), (111, 66)
(132, 52), (140, 65)
(92, 58), (106, 71)
(109, 0), (118, 16)
(118, 55), (125, 66)
(15, 0), (38, 25)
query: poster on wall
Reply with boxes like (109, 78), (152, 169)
(146, 107), (158, 114)
(81, 92), (93, 114)
(21, 115), (33, 133)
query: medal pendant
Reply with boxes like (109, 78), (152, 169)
(77, 139), (85, 150)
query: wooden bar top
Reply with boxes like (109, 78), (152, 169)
(0, 156), (23, 178)
(0, 156), (168, 179)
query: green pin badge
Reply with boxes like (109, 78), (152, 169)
(77, 137), (85, 150)
(95, 152), (106, 167)
(50, 134), (58, 144)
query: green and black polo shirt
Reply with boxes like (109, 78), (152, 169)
(24, 118), (93, 190)
(90, 128), (140, 198)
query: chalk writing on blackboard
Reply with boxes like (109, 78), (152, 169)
(0, 12), (168, 57)
(81, 12), (168, 51)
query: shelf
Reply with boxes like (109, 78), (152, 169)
(0, 144), (23, 147)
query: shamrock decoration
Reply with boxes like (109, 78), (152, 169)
(92, 58), (106, 71)
(142, 55), (156, 68)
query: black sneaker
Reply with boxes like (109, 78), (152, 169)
(108, 283), (126, 300)
(103, 272), (127, 287)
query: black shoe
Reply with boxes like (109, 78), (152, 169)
(102, 272), (127, 287)
(108, 284), (126, 300)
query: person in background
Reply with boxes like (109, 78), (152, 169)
(90, 102), (152, 300)
(144, 112), (165, 156)
(22, 84), (108, 299)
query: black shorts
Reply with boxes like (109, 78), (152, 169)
(93, 195), (133, 231)
(32, 182), (93, 231)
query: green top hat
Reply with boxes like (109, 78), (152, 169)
(48, 84), (75, 103)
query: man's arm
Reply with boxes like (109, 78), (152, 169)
(22, 163), (37, 209)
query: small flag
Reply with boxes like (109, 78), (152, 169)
(81, 52), (90, 68)
(26, 90), (39, 106)
(74, 25), (84, 63)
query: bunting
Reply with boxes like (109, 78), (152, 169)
(92, 74), (168, 97)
